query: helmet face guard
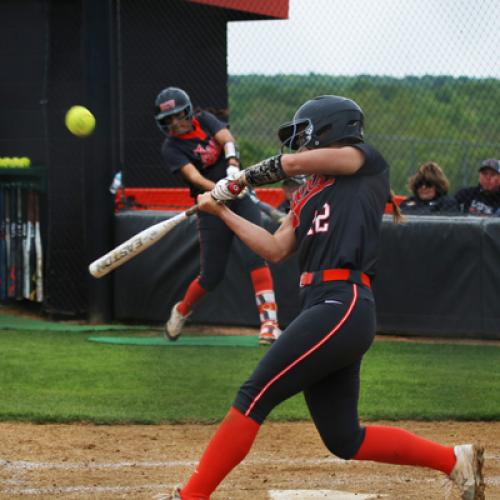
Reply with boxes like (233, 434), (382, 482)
(279, 119), (314, 151)
(156, 108), (191, 134)
(278, 95), (364, 151)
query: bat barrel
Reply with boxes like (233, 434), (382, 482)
(88, 207), (196, 278)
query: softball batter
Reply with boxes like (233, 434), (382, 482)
(155, 87), (281, 345)
(163, 95), (484, 500)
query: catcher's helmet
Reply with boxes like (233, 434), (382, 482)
(278, 95), (364, 150)
(154, 87), (193, 133)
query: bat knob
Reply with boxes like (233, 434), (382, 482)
(227, 180), (243, 196)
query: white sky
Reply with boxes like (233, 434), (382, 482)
(228, 0), (500, 78)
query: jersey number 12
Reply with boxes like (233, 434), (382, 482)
(307, 202), (330, 236)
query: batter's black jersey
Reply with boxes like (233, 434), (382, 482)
(161, 111), (228, 197)
(290, 143), (390, 280)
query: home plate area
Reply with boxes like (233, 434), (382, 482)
(0, 421), (498, 499)
(268, 490), (382, 499)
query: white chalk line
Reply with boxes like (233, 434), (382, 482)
(2, 484), (169, 495)
(1, 456), (499, 496)
(1, 453), (498, 471)
(0, 459), (195, 470)
(0, 457), (346, 471)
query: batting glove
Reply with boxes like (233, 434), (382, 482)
(227, 167), (248, 199)
(226, 165), (240, 179)
(211, 177), (245, 201)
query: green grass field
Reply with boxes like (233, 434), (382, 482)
(0, 329), (498, 424)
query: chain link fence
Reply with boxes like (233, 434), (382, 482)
(119, 0), (499, 214)
(225, 0), (500, 205)
(229, 74), (500, 193)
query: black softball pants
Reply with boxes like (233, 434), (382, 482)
(233, 283), (376, 459)
(197, 196), (265, 291)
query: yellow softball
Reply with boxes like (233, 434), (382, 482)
(65, 105), (96, 137)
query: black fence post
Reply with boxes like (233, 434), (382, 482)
(83, 0), (115, 322)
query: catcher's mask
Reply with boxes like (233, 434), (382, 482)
(278, 95), (364, 151)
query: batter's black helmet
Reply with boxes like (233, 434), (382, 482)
(154, 87), (193, 133)
(278, 95), (364, 150)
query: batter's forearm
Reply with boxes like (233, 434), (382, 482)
(233, 148), (363, 191)
(217, 206), (288, 263)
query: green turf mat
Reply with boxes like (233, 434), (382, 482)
(0, 315), (149, 332)
(88, 335), (259, 347)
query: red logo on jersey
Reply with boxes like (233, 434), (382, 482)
(193, 138), (222, 168)
(290, 175), (335, 228)
(159, 99), (176, 111)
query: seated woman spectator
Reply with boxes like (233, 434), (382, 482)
(400, 161), (458, 214)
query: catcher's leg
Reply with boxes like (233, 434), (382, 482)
(165, 212), (233, 340)
(233, 197), (281, 344)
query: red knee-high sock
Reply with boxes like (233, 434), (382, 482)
(353, 425), (456, 475)
(178, 277), (207, 316)
(181, 407), (260, 500)
(250, 266), (273, 294)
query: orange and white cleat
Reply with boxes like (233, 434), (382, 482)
(258, 321), (282, 345)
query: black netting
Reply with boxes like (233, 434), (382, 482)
(118, 0), (231, 187)
(115, 1), (500, 215)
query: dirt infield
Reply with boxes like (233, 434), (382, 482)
(0, 421), (498, 499)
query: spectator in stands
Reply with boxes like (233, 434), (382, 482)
(454, 158), (500, 216)
(399, 161), (458, 214)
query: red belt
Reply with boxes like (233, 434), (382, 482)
(299, 268), (371, 289)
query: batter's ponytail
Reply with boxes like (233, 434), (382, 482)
(389, 190), (404, 224)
